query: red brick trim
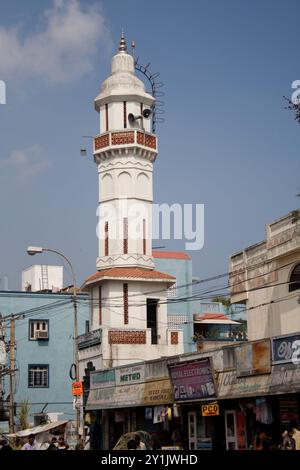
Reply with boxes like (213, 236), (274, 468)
(123, 218), (128, 254)
(98, 286), (102, 325)
(171, 331), (179, 345)
(105, 103), (109, 131)
(109, 330), (146, 344)
(105, 221), (109, 256)
(123, 101), (127, 129)
(123, 283), (128, 324)
(95, 134), (109, 150)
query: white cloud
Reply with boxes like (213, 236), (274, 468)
(1, 145), (50, 182)
(0, 0), (111, 83)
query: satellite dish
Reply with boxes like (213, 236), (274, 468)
(142, 108), (152, 119)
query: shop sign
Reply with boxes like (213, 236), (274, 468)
(90, 369), (115, 389)
(115, 364), (145, 386)
(272, 334), (300, 365)
(236, 339), (271, 377)
(72, 381), (83, 396)
(86, 383), (144, 409)
(143, 379), (173, 405)
(269, 363), (300, 392)
(217, 371), (269, 399)
(201, 403), (219, 416)
(169, 358), (216, 402)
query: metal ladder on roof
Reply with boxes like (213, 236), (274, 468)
(40, 265), (49, 291)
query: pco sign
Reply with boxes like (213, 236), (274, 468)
(202, 403), (219, 417)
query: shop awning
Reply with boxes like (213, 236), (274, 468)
(5, 420), (69, 438)
(193, 313), (241, 325)
(86, 379), (173, 410)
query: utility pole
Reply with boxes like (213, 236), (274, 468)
(9, 317), (15, 433)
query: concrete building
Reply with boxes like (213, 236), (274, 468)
(153, 251), (194, 353)
(22, 265), (63, 293)
(78, 33), (183, 378)
(230, 209), (300, 340)
(0, 290), (88, 428)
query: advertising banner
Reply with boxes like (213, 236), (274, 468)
(169, 358), (216, 402)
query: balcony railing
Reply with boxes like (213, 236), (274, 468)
(78, 328), (102, 350)
(94, 130), (157, 153)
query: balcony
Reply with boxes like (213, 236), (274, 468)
(78, 329), (102, 350)
(93, 129), (157, 154)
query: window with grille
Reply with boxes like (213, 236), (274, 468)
(28, 365), (49, 388)
(289, 264), (300, 292)
(223, 347), (236, 370)
(167, 282), (177, 298)
(29, 320), (49, 340)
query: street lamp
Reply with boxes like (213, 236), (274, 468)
(26, 246), (80, 443)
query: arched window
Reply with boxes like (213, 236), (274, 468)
(289, 263), (300, 292)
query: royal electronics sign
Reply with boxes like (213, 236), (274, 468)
(115, 364), (145, 386)
(169, 358), (216, 402)
(272, 334), (300, 365)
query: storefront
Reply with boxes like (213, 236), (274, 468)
(85, 361), (179, 449)
(169, 336), (300, 450)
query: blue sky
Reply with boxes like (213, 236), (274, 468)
(0, 0), (300, 290)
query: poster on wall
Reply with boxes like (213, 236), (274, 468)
(168, 358), (216, 402)
(145, 408), (153, 420)
(236, 339), (271, 377)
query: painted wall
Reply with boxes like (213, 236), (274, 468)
(0, 291), (89, 425)
(153, 255), (194, 353)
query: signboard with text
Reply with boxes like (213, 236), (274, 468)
(72, 381), (83, 396)
(115, 364), (145, 386)
(168, 358), (216, 402)
(272, 334), (300, 365)
(202, 403), (219, 416)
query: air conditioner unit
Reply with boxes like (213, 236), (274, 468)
(35, 331), (48, 340)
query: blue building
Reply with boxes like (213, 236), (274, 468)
(0, 290), (89, 428)
(153, 251), (195, 353)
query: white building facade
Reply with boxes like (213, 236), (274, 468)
(230, 209), (300, 340)
(79, 34), (183, 376)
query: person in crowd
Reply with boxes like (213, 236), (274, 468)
(21, 434), (37, 450)
(46, 437), (58, 450)
(151, 434), (161, 450)
(252, 425), (267, 450)
(290, 421), (300, 450)
(127, 439), (138, 450)
(135, 434), (146, 450)
(57, 435), (69, 450)
(0, 438), (13, 451)
(282, 426), (296, 450)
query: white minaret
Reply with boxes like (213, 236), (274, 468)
(80, 33), (183, 371)
(94, 32), (157, 271)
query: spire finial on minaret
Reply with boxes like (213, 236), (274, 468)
(118, 29), (127, 53)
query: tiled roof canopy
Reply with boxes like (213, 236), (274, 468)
(82, 267), (176, 288)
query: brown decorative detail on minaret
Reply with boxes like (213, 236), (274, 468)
(123, 218), (128, 254)
(98, 286), (102, 325)
(143, 219), (146, 255)
(123, 283), (128, 324)
(105, 221), (109, 256)
(105, 103), (109, 131)
(95, 134), (109, 150)
(123, 101), (127, 128)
